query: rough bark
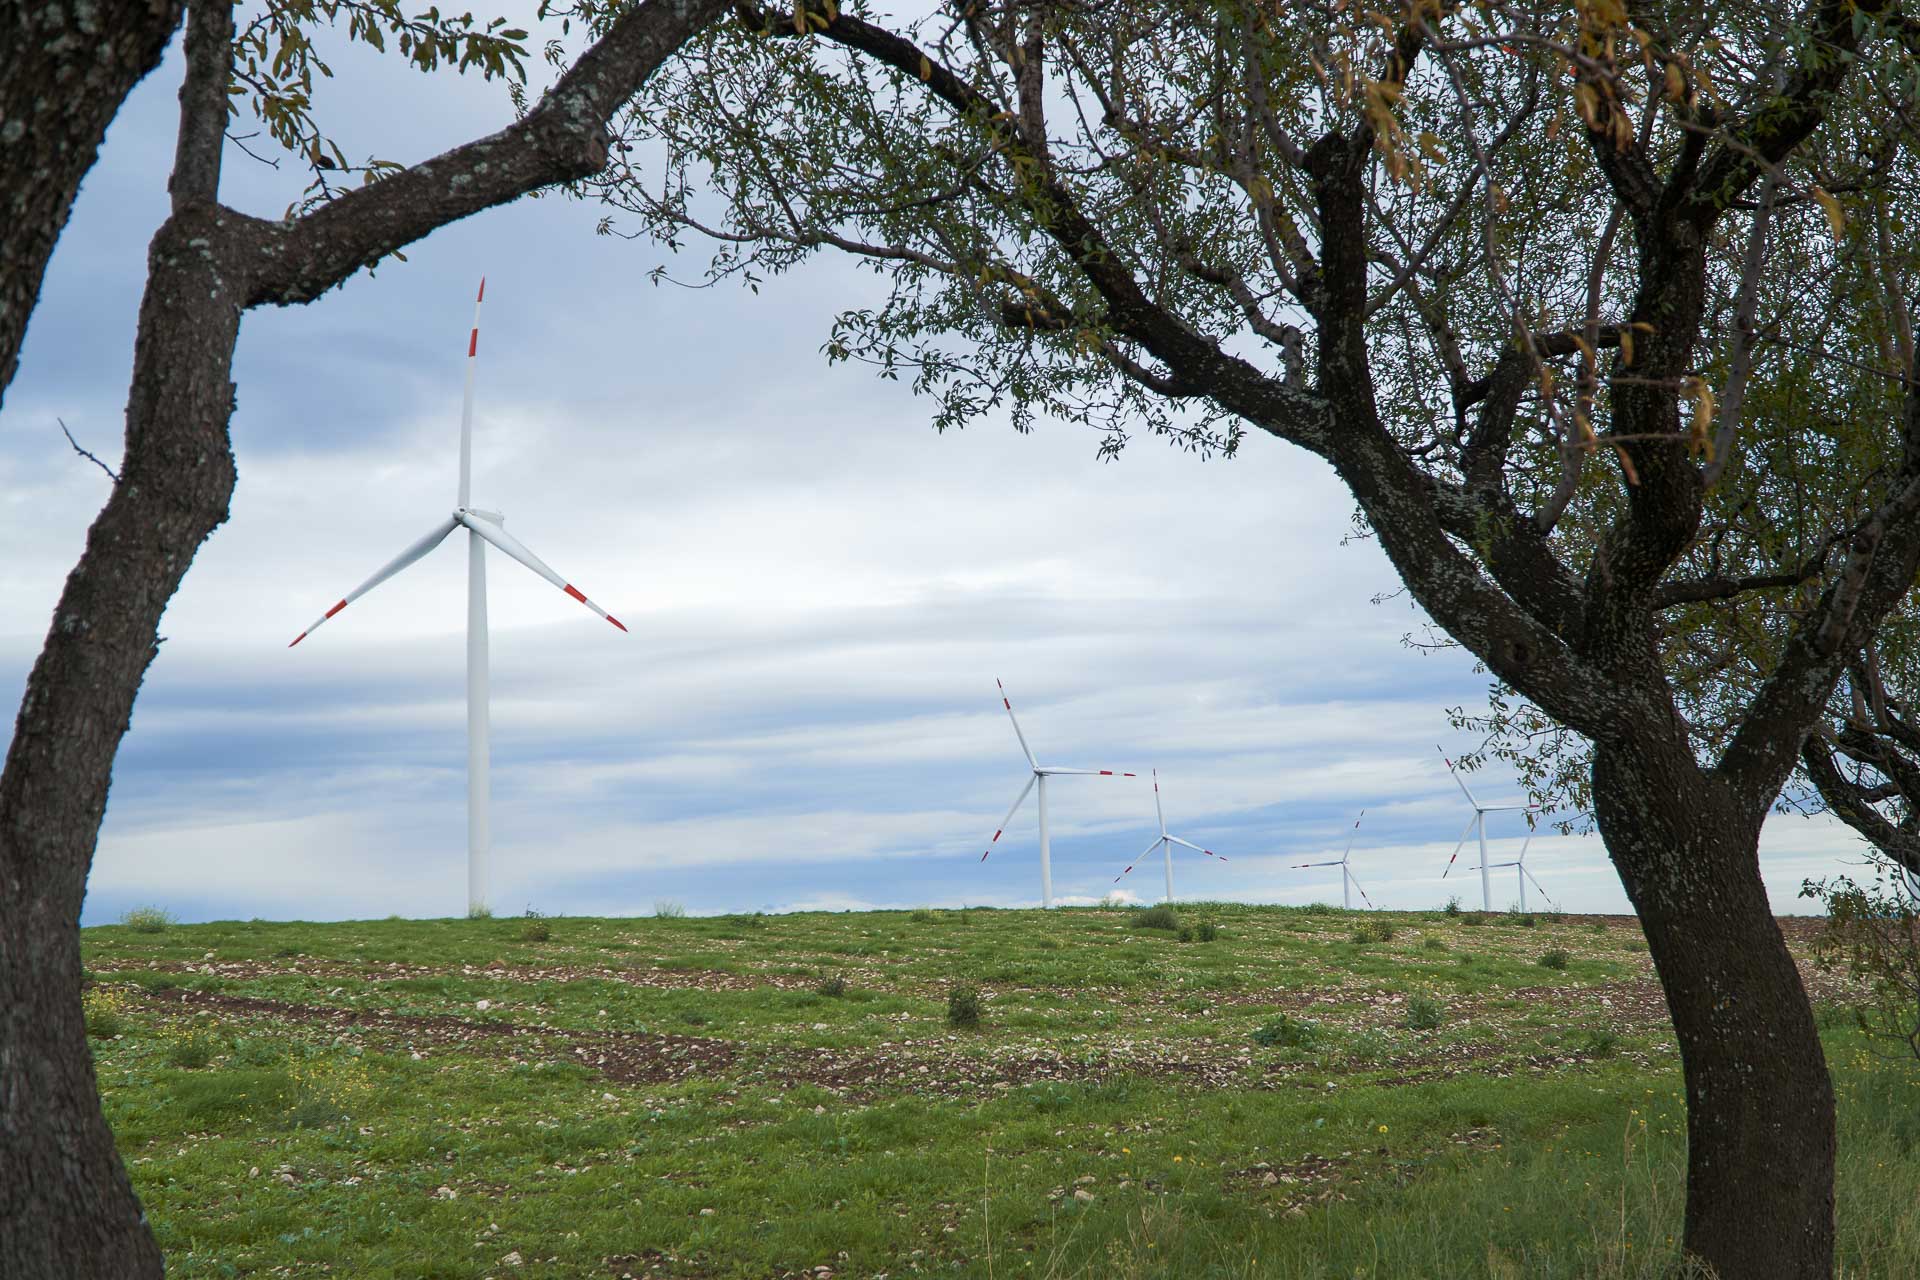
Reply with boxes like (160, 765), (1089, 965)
(0, 0), (186, 410)
(1594, 736), (1837, 1275)
(0, 0), (730, 1272)
(0, 208), (241, 1280)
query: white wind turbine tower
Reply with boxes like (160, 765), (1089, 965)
(289, 280), (628, 916)
(1293, 810), (1372, 910)
(1111, 769), (1228, 902)
(980, 679), (1135, 909)
(1438, 746), (1538, 912)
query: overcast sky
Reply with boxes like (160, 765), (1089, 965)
(0, 7), (1876, 924)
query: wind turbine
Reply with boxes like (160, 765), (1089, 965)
(288, 280), (628, 916)
(1111, 769), (1227, 902)
(1438, 746), (1537, 912)
(980, 679), (1135, 909)
(1486, 827), (1558, 913)
(1293, 809), (1371, 909)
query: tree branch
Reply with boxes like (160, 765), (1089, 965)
(244, 0), (733, 306)
(167, 0), (234, 211)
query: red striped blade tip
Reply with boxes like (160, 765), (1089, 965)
(288, 632), (307, 648)
(608, 616), (629, 633)
(477, 277), (486, 301)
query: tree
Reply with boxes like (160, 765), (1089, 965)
(587, 2), (1920, 1274)
(0, 0), (731, 1273)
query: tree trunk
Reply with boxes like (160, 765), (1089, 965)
(1594, 736), (1836, 1279)
(0, 208), (242, 1278)
(0, 0), (184, 408)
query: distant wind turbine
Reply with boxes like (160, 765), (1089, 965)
(288, 280), (628, 915)
(1293, 809), (1371, 910)
(1112, 769), (1227, 902)
(980, 679), (1135, 909)
(1438, 746), (1537, 912)
(1486, 828), (1557, 913)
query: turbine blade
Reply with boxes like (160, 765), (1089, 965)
(1114, 835), (1164, 882)
(1522, 866), (1557, 911)
(459, 512), (627, 632)
(1347, 869), (1373, 909)
(1152, 768), (1166, 836)
(996, 679), (1039, 769)
(459, 277), (484, 508)
(1293, 859), (1344, 868)
(1438, 745), (1481, 808)
(1342, 808), (1366, 860)
(981, 774), (1038, 861)
(1042, 767), (1138, 777)
(1167, 835), (1224, 861)
(1442, 814), (1477, 879)
(288, 516), (458, 646)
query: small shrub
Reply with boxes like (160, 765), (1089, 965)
(518, 912), (552, 943)
(466, 905), (493, 920)
(1193, 920), (1218, 942)
(677, 1009), (710, 1027)
(1443, 896), (1462, 917)
(1590, 921), (1608, 935)
(1423, 935), (1448, 953)
(1250, 1014), (1318, 1049)
(1538, 949), (1571, 971)
(947, 983), (982, 1029)
(909, 907), (937, 924)
(274, 945), (302, 958)
(121, 905), (173, 933)
(816, 975), (848, 998)
(166, 1031), (217, 1069)
(231, 1037), (284, 1067)
(653, 900), (686, 919)
(134, 973), (181, 994)
(1404, 992), (1446, 1031)
(1351, 919), (1395, 944)
(1579, 1028), (1621, 1058)
(1508, 910), (1538, 927)
(1459, 911), (1488, 927)
(1134, 904), (1181, 932)
(82, 991), (125, 1040)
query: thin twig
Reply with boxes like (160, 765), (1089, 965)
(58, 418), (119, 482)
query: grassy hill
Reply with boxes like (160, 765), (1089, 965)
(80, 903), (1920, 1277)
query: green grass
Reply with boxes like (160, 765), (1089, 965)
(75, 905), (1918, 1277)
